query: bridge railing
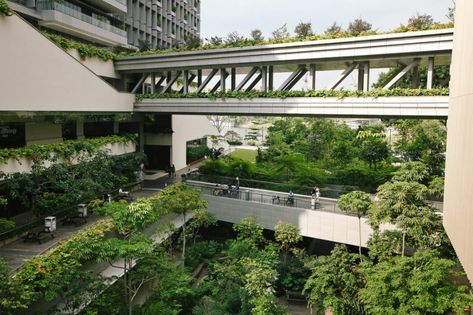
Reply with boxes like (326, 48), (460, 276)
(185, 180), (350, 215)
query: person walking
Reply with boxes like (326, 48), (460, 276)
(315, 187), (320, 202)
(171, 164), (176, 178)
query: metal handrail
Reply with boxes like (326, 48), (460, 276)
(36, 0), (127, 37)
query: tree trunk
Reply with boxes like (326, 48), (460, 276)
(128, 265), (133, 315)
(182, 212), (186, 264)
(402, 231), (406, 257)
(358, 216), (362, 260)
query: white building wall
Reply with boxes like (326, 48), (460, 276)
(171, 115), (218, 170)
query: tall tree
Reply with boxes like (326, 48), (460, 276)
(304, 245), (365, 314)
(274, 221), (302, 261)
(407, 13), (434, 30)
(160, 186), (207, 261)
(272, 24), (290, 39)
(325, 22), (343, 35)
(250, 29), (264, 41)
(294, 21), (313, 38)
(338, 191), (372, 257)
(347, 18), (372, 36)
(206, 115), (230, 134)
(360, 250), (472, 315)
(225, 31), (245, 44)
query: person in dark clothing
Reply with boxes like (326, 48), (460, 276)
(171, 164), (176, 178)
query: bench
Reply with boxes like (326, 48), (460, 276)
(285, 290), (307, 303)
(23, 227), (55, 244)
(62, 213), (87, 227)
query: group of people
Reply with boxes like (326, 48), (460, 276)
(310, 186), (320, 210)
(213, 182), (240, 197)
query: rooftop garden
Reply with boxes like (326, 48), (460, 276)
(37, 13), (453, 62)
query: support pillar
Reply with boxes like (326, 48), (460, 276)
(197, 69), (202, 86)
(427, 57), (434, 90)
(138, 115), (145, 153)
(183, 70), (189, 94)
(261, 66), (268, 92)
(357, 62), (370, 92)
(412, 63), (420, 89)
(150, 73), (156, 93)
(309, 64), (316, 90)
(268, 66), (274, 91)
(231, 68), (236, 91)
(220, 68), (226, 92)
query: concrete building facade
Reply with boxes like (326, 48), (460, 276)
(7, 0), (200, 49)
(443, 0), (473, 284)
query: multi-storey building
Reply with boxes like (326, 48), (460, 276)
(6, 0), (200, 49)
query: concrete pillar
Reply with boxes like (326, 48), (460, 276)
(77, 121), (84, 140)
(138, 115), (145, 153)
(150, 73), (156, 93)
(268, 66), (274, 91)
(309, 64), (316, 90)
(261, 66), (268, 92)
(411, 64), (420, 89)
(220, 68), (226, 92)
(357, 62), (370, 91)
(183, 70), (189, 94)
(427, 57), (434, 89)
(113, 121), (119, 134)
(231, 68), (236, 91)
(197, 69), (202, 86)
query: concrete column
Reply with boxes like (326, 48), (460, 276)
(197, 69), (202, 86)
(261, 66), (268, 92)
(150, 73), (156, 93)
(268, 66), (274, 91)
(76, 121), (84, 140)
(309, 64), (316, 90)
(411, 64), (420, 89)
(427, 57), (434, 89)
(138, 115), (145, 153)
(231, 68), (236, 91)
(363, 62), (370, 92)
(183, 70), (189, 94)
(113, 121), (119, 134)
(220, 68), (226, 92)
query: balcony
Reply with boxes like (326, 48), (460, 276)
(36, 0), (128, 47)
(82, 0), (127, 14)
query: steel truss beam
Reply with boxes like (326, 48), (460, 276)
(278, 65), (308, 91)
(330, 62), (358, 90)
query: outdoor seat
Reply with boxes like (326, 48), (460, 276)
(23, 227), (54, 244)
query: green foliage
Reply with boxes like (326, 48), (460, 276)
(429, 176), (444, 198)
(0, 0), (13, 16)
(0, 258), (33, 314)
(185, 240), (223, 269)
(136, 87), (450, 102)
(304, 245), (365, 314)
(0, 134), (135, 164)
(43, 32), (116, 61)
(392, 161), (430, 182)
(294, 21), (313, 38)
(338, 191), (372, 218)
(233, 216), (265, 246)
(187, 144), (210, 162)
(360, 250), (472, 315)
(274, 221), (302, 254)
(347, 18), (373, 36)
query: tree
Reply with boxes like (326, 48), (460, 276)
(338, 191), (372, 257)
(233, 216), (265, 246)
(207, 36), (223, 45)
(304, 245), (364, 314)
(358, 136), (390, 169)
(369, 180), (443, 256)
(360, 250), (472, 315)
(429, 176), (444, 198)
(206, 115), (230, 134)
(0, 258), (32, 314)
(186, 208), (217, 245)
(325, 22), (343, 35)
(347, 18), (372, 36)
(225, 31), (245, 44)
(447, 0), (455, 23)
(224, 130), (242, 143)
(271, 24), (290, 39)
(407, 13), (434, 30)
(294, 21), (313, 38)
(250, 29), (264, 41)
(137, 39), (151, 52)
(274, 221), (302, 261)
(392, 161), (429, 183)
(160, 186), (207, 261)
(186, 35), (201, 49)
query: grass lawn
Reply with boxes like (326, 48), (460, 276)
(230, 149), (257, 163)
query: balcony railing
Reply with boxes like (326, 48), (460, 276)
(36, 0), (126, 37)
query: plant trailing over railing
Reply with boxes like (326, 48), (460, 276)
(135, 88), (450, 102)
(0, 0), (14, 16)
(43, 32), (116, 61)
(0, 134), (137, 164)
(118, 23), (453, 58)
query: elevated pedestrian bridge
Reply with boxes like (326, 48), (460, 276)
(119, 29), (453, 118)
(187, 180), (382, 247)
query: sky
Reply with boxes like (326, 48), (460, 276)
(200, 0), (453, 40)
